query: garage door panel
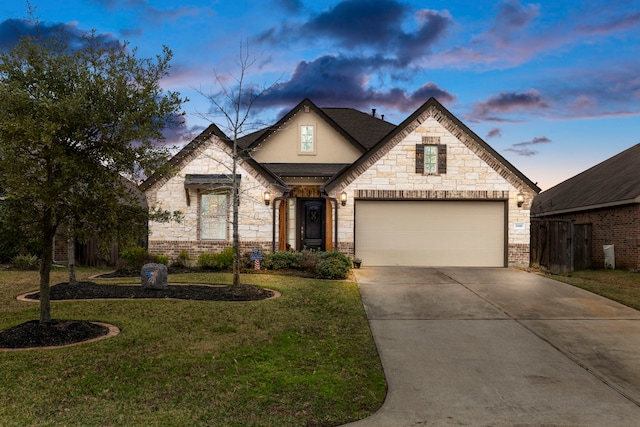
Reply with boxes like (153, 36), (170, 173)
(355, 201), (505, 267)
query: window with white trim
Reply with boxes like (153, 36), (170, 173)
(300, 124), (315, 154)
(200, 193), (227, 240)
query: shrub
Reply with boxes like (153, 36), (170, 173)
(11, 254), (40, 270)
(172, 250), (191, 268)
(217, 246), (234, 270)
(197, 247), (234, 270)
(263, 251), (304, 270)
(300, 249), (318, 271)
(197, 253), (216, 269)
(155, 254), (169, 265)
(315, 251), (351, 279)
(120, 246), (153, 270)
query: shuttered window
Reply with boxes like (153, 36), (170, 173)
(416, 137), (446, 175)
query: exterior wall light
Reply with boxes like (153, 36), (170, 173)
(263, 191), (271, 206)
(340, 191), (348, 206)
(516, 192), (525, 208)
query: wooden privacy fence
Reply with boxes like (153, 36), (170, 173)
(530, 219), (592, 274)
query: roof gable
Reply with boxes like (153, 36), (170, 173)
(532, 143), (640, 215)
(140, 123), (287, 192)
(244, 98), (367, 153)
(323, 97), (541, 193)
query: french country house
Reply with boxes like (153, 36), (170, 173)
(532, 143), (640, 270)
(141, 97), (540, 267)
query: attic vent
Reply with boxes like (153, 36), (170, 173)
(304, 105), (310, 113)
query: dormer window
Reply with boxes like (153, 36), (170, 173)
(300, 125), (315, 154)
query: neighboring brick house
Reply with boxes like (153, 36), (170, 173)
(142, 98), (540, 267)
(532, 143), (640, 270)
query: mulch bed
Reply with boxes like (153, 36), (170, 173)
(0, 319), (110, 349)
(1, 281), (274, 350)
(23, 281), (275, 302)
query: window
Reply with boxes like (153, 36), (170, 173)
(424, 145), (438, 174)
(300, 125), (315, 154)
(200, 193), (227, 240)
(416, 137), (446, 175)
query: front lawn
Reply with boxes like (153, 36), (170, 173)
(0, 268), (386, 426)
(550, 269), (640, 311)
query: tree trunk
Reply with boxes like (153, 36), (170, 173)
(67, 222), (77, 285)
(39, 210), (56, 323)
(232, 136), (241, 286)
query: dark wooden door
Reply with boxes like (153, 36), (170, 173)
(298, 199), (325, 250)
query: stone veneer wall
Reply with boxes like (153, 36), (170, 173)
(145, 136), (279, 261)
(327, 107), (535, 267)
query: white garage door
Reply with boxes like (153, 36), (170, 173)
(355, 200), (505, 267)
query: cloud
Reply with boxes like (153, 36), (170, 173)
(505, 135), (551, 156)
(253, 55), (454, 115)
(486, 0), (540, 46)
(272, 0), (304, 13)
(140, 6), (204, 23)
(513, 136), (551, 147)
(577, 12), (640, 35)
(160, 119), (204, 148)
(301, 0), (409, 48)
(434, 1), (638, 71)
(90, 0), (209, 24)
(470, 89), (549, 121)
(486, 128), (502, 138)
(260, 0), (452, 66)
(0, 18), (122, 52)
(505, 147), (537, 156)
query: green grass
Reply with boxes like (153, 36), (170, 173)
(0, 268), (386, 426)
(550, 269), (640, 311)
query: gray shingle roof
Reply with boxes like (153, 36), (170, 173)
(321, 108), (395, 150)
(532, 143), (640, 216)
(263, 163), (350, 177)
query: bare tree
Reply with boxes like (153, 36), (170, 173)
(198, 42), (278, 286)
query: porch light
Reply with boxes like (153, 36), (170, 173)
(263, 191), (271, 206)
(340, 191), (348, 206)
(516, 192), (525, 208)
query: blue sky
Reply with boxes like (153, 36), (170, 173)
(1, 0), (639, 190)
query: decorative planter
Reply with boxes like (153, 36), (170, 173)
(352, 260), (361, 269)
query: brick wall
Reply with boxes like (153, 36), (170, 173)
(508, 243), (530, 267)
(540, 204), (640, 269)
(148, 240), (273, 262)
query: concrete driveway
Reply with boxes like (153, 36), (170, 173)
(344, 267), (640, 427)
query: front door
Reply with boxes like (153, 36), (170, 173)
(298, 199), (325, 250)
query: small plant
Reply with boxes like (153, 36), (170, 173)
(300, 249), (318, 271)
(154, 254), (169, 265)
(120, 246), (154, 270)
(172, 250), (192, 268)
(315, 251), (351, 279)
(11, 254), (40, 270)
(263, 251), (304, 270)
(197, 247), (234, 270)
